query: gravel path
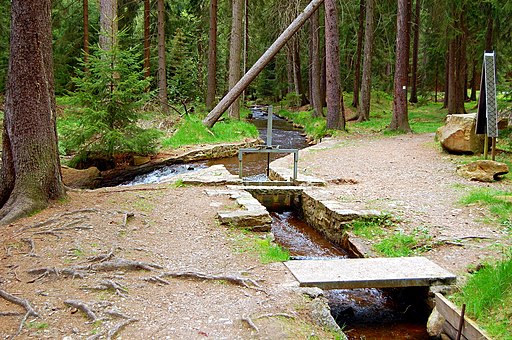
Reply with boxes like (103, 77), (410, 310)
(274, 132), (511, 273)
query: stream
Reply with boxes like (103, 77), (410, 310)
(126, 106), (430, 338)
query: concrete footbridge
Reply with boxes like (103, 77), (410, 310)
(284, 257), (456, 290)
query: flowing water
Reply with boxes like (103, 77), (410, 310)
(125, 107), (430, 337)
(271, 210), (430, 339)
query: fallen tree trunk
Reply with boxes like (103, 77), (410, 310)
(202, 0), (325, 128)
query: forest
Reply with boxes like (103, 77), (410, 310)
(0, 0), (512, 227)
(0, 1), (512, 339)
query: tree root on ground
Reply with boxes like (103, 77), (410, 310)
(0, 288), (39, 338)
(83, 279), (128, 297)
(241, 316), (259, 333)
(64, 300), (98, 322)
(28, 258), (163, 281)
(144, 271), (264, 291)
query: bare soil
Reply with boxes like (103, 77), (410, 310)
(1, 132), (510, 339)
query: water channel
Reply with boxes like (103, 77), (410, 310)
(126, 107), (430, 338)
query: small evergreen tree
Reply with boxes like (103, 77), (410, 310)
(61, 40), (161, 167)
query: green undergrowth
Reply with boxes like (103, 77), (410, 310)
(451, 253), (512, 339)
(460, 188), (512, 231)
(162, 114), (259, 148)
(348, 216), (433, 257)
(229, 228), (290, 264)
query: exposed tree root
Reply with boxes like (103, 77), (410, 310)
(19, 209), (100, 232)
(255, 312), (295, 319)
(241, 316), (259, 333)
(28, 258), (162, 281)
(145, 271), (264, 291)
(0, 288), (39, 338)
(84, 279), (128, 297)
(64, 300), (98, 321)
(87, 248), (117, 262)
(22, 238), (37, 257)
(96, 186), (168, 194)
(0, 311), (23, 316)
(0, 289), (39, 317)
(106, 318), (138, 340)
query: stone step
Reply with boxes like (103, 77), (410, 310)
(284, 257), (456, 290)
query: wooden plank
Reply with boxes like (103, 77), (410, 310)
(435, 293), (491, 340)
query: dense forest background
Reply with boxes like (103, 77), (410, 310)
(0, 0), (511, 111)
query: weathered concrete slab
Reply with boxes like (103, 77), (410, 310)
(284, 257), (456, 290)
(178, 164), (242, 185)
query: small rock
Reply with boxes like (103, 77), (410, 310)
(456, 160), (509, 182)
(436, 113), (484, 154)
(427, 307), (445, 337)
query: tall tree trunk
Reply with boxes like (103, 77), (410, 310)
(352, 0), (365, 108)
(83, 0), (89, 65)
(389, 0), (412, 132)
(443, 50), (449, 109)
(357, 0), (374, 122)
(485, 6), (494, 51)
(99, 0), (117, 52)
(446, 5), (466, 115)
(228, 0), (243, 120)
(157, 0), (168, 112)
(0, 0), (65, 224)
(470, 59), (477, 101)
(409, 0), (420, 103)
(286, 47), (294, 94)
(325, 0), (344, 130)
(143, 0), (150, 79)
(206, 0), (218, 110)
(320, 52), (327, 108)
(203, 0), (325, 128)
(310, 9), (322, 117)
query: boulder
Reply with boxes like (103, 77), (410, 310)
(61, 165), (101, 189)
(456, 160), (509, 182)
(436, 113), (484, 154)
(427, 307), (445, 337)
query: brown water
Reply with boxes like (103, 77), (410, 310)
(271, 211), (430, 339)
(208, 107), (307, 179)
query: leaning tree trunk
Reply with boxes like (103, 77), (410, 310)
(389, 0), (411, 132)
(357, 0), (374, 122)
(228, 0), (244, 120)
(325, 0), (344, 130)
(206, 0), (218, 110)
(0, 0), (65, 224)
(202, 0), (325, 128)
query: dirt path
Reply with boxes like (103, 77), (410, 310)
(0, 132), (510, 339)
(274, 132), (510, 273)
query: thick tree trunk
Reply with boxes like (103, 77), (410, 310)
(143, 0), (150, 79)
(357, 0), (374, 122)
(470, 59), (477, 101)
(84, 0), (89, 65)
(286, 47), (294, 94)
(310, 9), (322, 117)
(324, 0), (344, 130)
(0, 0), (65, 224)
(157, 0), (168, 112)
(206, 0), (218, 110)
(228, 0), (243, 120)
(389, 0), (411, 132)
(352, 0), (365, 108)
(99, 0), (117, 52)
(203, 0), (325, 128)
(409, 0), (420, 103)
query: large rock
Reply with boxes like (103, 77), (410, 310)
(456, 160), (509, 182)
(436, 113), (484, 154)
(427, 307), (445, 337)
(61, 165), (101, 189)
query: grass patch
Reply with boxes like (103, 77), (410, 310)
(230, 229), (290, 264)
(349, 215), (393, 239)
(373, 231), (418, 257)
(460, 188), (512, 226)
(162, 115), (258, 148)
(256, 238), (290, 263)
(451, 253), (512, 339)
(276, 108), (329, 140)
